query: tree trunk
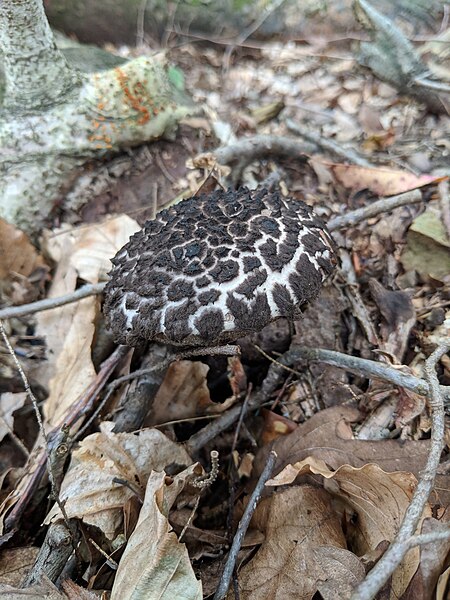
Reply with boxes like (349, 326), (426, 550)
(0, 0), (191, 234)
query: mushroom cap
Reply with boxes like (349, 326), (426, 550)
(103, 188), (337, 347)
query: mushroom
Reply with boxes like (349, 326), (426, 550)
(103, 187), (337, 347)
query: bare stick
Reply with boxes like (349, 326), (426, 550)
(0, 320), (73, 534)
(213, 450), (277, 600)
(212, 135), (316, 166)
(350, 343), (449, 600)
(0, 282), (105, 320)
(285, 118), (373, 167)
(328, 189), (422, 231)
(294, 347), (450, 402)
(4, 345), (127, 532)
(413, 77), (450, 94)
(397, 528), (450, 552)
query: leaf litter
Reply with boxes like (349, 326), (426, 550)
(0, 2), (449, 599)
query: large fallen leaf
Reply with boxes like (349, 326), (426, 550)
(0, 546), (39, 586)
(148, 360), (213, 425)
(401, 206), (450, 282)
(36, 215), (140, 426)
(45, 423), (192, 539)
(267, 459), (432, 599)
(253, 405), (431, 480)
(310, 158), (444, 195)
(111, 469), (202, 600)
(228, 485), (364, 600)
(0, 218), (46, 280)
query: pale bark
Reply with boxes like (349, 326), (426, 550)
(0, 0), (191, 234)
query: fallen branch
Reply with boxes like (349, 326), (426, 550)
(354, 0), (446, 113)
(285, 118), (373, 167)
(213, 450), (277, 600)
(0, 0), (192, 233)
(186, 344), (450, 455)
(293, 347), (450, 403)
(414, 77), (450, 95)
(212, 135), (316, 166)
(350, 342), (449, 600)
(0, 282), (106, 320)
(328, 189), (423, 231)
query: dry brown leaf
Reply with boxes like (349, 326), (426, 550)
(111, 468), (202, 600)
(61, 579), (103, 599)
(253, 405), (431, 481)
(0, 546), (39, 586)
(261, 409), (298, 443)
(0, 393), (27, 443)
(267, 459), (432, 598)
(45, 423), (192, 539)
(436, 565), (450, 600)
(0, 576), (65, 599)
(402, 517), (450, 600)
(36, 215), (140, 426)
(149, 360), (213, 425)
(0, 218), (46, 280)
(229, 485), (364, 600)
(310, 158), (445, 195)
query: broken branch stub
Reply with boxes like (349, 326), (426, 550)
(353, 0), (446, 114)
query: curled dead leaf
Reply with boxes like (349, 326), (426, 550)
(229, 485), (364, 600)
(111, 468), (202, 600)
(267, 459), (432, 598)
(45, 423), (193, 539)
(310, 158), (445, 196)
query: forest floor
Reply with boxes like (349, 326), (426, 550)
(0, 4), (449, 599)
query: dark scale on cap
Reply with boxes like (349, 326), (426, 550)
(195, 309), (225, 341)
(301, 232), (328, 255)
(210, 260), (239, 283)
(243, 256), (262, 272)
(255, 216), (280, 236)
(167, 280), (195, 302)
(196, 275), (211, 288)
(198, 289), (221, 305)
(235, 269), (268, 299)
(289, 254), (323, 303)
(103, 187), (336, 346)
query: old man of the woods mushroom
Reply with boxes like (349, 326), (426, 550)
(103, 188), (337, 347)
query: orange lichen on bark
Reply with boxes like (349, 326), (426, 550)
(114, 67), (153, 125)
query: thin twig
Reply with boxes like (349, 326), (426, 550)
(413, 77), (450, 94)
(109, 345), (240, 390)
(222, 0), (287, 71)
(213, 450), (278, 600)
(294, 347), (450, 401)
(328, 189), (422, 231)
(350, 343), (449, 600)
(185, 345), (450, 455)
(4, 345), (127, 532)
(0, 320), (73, 535)
(0, 282), (105, 320)
(438, 179), (450, 240)
(401, 528), (450, 550)
(285, 118), (373, 167)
